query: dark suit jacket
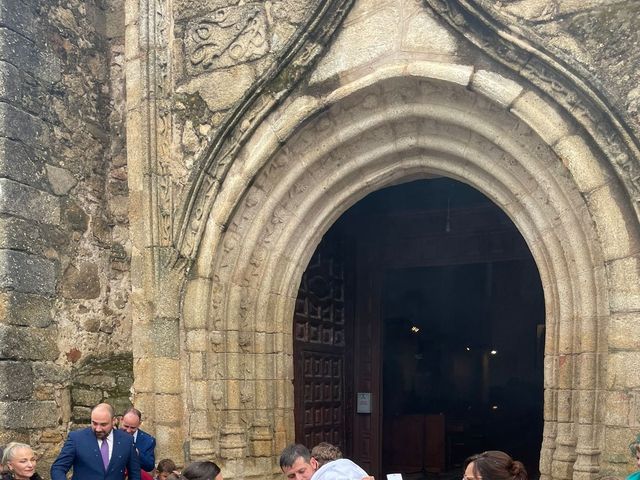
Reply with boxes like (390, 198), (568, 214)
(134, 429), (156, 472)
(50, 428), (141, 480)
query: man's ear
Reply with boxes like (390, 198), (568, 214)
(310, 458), (319, 470)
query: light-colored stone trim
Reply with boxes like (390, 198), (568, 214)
(174, 70), (630, 478)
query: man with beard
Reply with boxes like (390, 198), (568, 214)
(51, 403), (141, 480)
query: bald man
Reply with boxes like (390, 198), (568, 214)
(51, 403), (141, 480)
(119, 407), (156, 472)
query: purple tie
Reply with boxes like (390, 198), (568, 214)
(100, 439), (109, 470)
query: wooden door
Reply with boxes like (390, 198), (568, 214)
(293, 238), (353, 452)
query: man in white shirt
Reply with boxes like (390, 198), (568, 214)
(51, 403), (141, 480)
(279, 443), (373, 480)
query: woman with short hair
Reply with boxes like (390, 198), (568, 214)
(1, 443), (42, 480)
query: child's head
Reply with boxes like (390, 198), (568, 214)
(311, 442), (342, 468)
(157, 459), (178, 480)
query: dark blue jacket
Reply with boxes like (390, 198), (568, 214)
(134, 429), (156, 472)
(51, 428), (141, 480)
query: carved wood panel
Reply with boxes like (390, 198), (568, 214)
(294, 238), (351, 452)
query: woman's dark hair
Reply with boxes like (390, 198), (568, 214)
(465, 450), (527, 480)
(181, 461), (221, 480)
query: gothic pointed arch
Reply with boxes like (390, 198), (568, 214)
(179, 63), (636, 478)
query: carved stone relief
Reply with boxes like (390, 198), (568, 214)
(184, 3), (270, 75)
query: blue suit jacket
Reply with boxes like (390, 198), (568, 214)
(51, 428), (141, 480)
(134, 429), (156, 472)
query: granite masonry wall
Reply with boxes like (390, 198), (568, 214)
(0, 0), (132, 472)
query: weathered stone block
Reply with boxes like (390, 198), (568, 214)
(60, 262), (101, 299)
(71, 388), (103, 407)
(0, 324), (59, 361)
(607, 256), (640, 312)
(72, 406), (92, 423)
(0, 27), (60, 83)
(310, 3), (400, 85)
(74, 373), (117, 389)
(110, 397), (133, 416)
(604, 390), (631, 426)
(155, 424), (184, 466)
(0, 249), (56, 295)
(0, 137), (46, 188)
(0, 60), (25, 108)
(0, 361), (34, 400)
(609, 312), (640, 350)
(133, 357), (154, 393)
(554, 135), (609, 194)
(191, 381), (207, 410)
(183, 278), (211, 330)
(189, 352), (205, 380)
(46, 164), (78, 195)
(0, 1), (40, 41)
(0, 101), (47, 147)
(155, 395), (183, 424)
(186, 328), (207, 352)
(607, 351), (640, 389)
(152, 317), (180, 358)
(587, 185), (638, 262)
(32, 362), (69, 385)
(510, 90), (571, 145)
(0, 430), (28, 444)
(0, 178), (60, 225)
(0, 291), (53, 327)
(153, 357), (181, 394)
(471, 70), (523, 108)
(0, 400), (58, 428)
(402, 8), (457, 55)
(0, 217), (67, 257)
(62, 199), (89, 233)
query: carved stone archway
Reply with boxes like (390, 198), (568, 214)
(174, 63), (636, 479)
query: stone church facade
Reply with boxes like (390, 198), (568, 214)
(1, 0), (640, 479)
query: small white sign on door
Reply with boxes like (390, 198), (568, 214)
(387, 474), (403, 480)
(356, 392), (371, 413)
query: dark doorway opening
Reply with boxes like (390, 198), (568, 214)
(382, 261), (544, 479)
(294, 178), (544, 479)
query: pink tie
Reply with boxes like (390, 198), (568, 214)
(100, 440), (109, 470)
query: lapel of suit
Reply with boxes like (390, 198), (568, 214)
(88, 429), (105, 472)
(108, 430), (121, 474)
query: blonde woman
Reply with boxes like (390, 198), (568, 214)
(1, 443), (42, 480)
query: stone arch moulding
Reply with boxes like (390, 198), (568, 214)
(174, 0), (640, 263)
(179, 59), (640, 480)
